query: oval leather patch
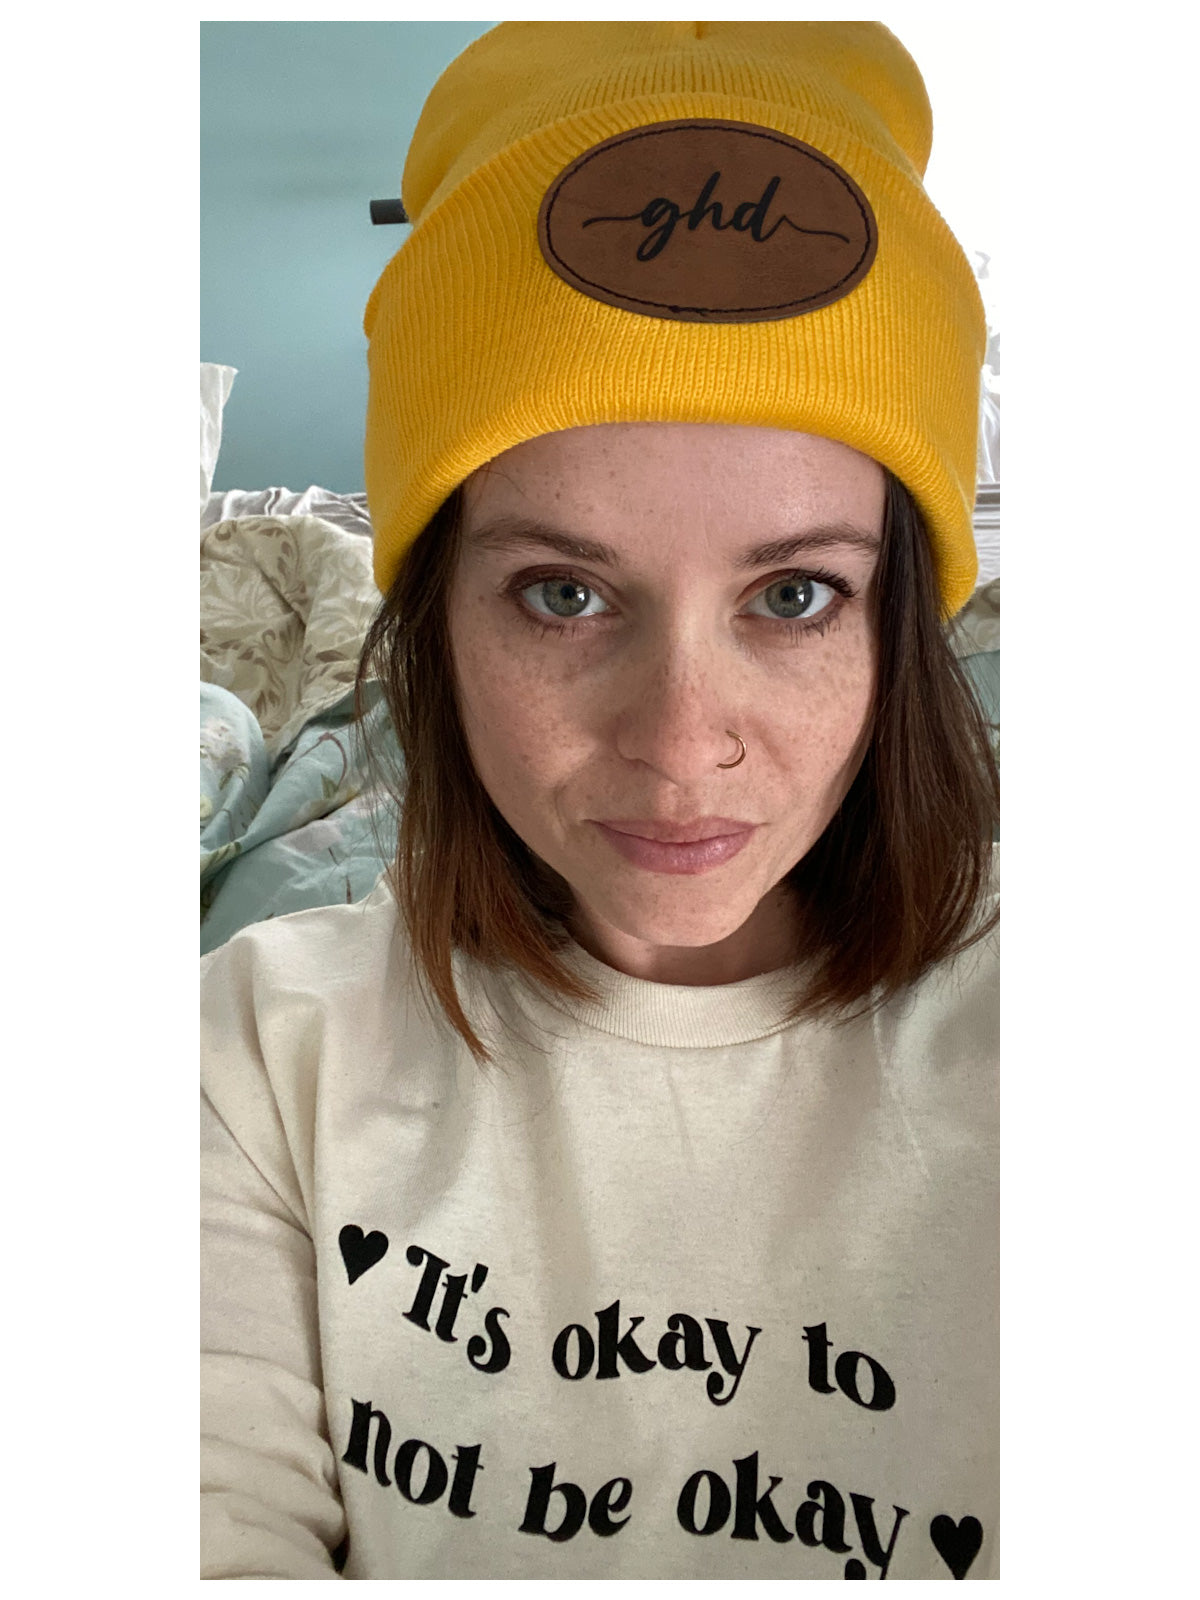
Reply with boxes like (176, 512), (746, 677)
(537, 120), (877, 324)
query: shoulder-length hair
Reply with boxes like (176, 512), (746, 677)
(355, 471), (998, 1064)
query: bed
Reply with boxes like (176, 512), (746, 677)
(199, 363), (1000, 955)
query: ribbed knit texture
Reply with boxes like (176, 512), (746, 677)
(363, 22), (986, 617)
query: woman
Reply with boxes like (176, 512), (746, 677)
(201, 21), (998, 1580)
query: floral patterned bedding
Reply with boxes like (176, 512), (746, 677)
(201, 513), (380, 759)
(199, 512), (399, 953)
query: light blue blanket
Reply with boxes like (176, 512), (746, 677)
(200, 683), (399, 955)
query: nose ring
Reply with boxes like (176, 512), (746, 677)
(717, 730), (746, 769)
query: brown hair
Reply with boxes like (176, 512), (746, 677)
(355, 472), (998, 1063)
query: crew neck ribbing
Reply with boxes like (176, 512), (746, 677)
(352, 870), (813, 1053)
(508, 936), (809, 1050)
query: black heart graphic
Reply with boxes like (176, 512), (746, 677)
(930, 1514), (983, 1580)
(338, 1225), (389, 1284)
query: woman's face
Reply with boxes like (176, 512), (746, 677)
(448, 423), (885, 985)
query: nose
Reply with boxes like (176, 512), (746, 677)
(611, 629), (743, 782)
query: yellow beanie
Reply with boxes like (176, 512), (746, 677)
(364, 21), (986, 617)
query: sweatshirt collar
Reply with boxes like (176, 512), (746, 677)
(514, 937), (807, 1050)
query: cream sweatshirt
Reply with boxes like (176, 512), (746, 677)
(201, 874), (998, 1580)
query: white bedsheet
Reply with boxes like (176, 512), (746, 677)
(202, 485), (372, 543)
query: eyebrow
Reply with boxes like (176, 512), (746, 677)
(468, 515), (881, 569)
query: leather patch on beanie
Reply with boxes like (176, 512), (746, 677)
(537, 119), (877, 323)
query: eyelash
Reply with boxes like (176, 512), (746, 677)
(503, 566), (857, 644)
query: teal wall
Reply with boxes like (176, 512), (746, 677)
(201, 21), (497, 493)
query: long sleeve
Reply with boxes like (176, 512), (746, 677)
(201, 1084), (346, 1578)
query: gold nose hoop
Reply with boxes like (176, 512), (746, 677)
(717, 730), (746, 769)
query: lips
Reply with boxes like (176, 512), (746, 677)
(592, 821), (754, 876)
(596, 817), (753, 843)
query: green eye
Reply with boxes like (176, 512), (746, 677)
(766, 578), (813, 618)
(526, 578), (606, 619)
(754, 576), (834, 621)
(541, 579), (588, 617)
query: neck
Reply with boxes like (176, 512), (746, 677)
(565, 884), (800, 986)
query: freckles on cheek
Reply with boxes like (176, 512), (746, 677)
(451, 618), (497, 747)
(457, 641), (511, 745)
(833, 662), (877, 780)
(833, 608), (877, 708)
(455, 629), (562, 773)
(783, 635), (876, 787)
(831, 664), (875, 764)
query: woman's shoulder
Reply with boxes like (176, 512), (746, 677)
(201, 874), (403, 995)
(200, 875), (426, 1105)
(872, 851), (998, 1066)
(200, 875), (459, 1157)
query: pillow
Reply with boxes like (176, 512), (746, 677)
(200, 363), (237, 516)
